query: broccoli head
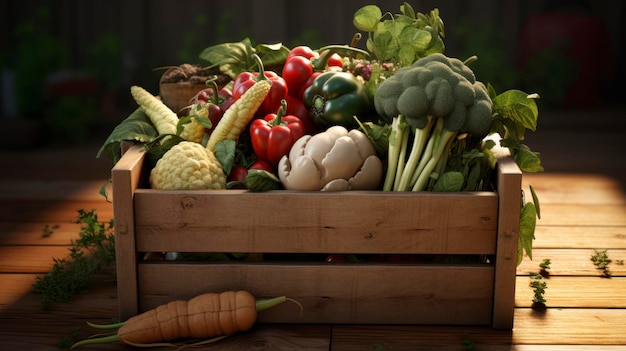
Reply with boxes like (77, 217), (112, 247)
(375, 53), (495, 192)
(374, 53), (492, 137)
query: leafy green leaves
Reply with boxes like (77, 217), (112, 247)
(198, 38), (289, 79)
(490, 86), (543, 173)
(96, 108), (158, 163)
(518, 185), (541, 266)
(353, 3), (445, 66)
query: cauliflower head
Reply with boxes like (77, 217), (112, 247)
(278, 126), (383, 191)
(150, 141), (226, 190)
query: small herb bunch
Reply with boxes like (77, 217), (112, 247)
(33, 209), (115, 308)
(590, 249), (613, 277)
(529, 258), (550, 306)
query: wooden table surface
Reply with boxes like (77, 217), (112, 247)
(0, 106), (625, 350)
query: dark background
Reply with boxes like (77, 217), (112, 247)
(0, 0), (623, 148)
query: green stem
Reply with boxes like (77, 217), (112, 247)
(256, 296), (287, 312)
(397, 116), (435, 191)
(312, 45), (370, 70)
(71, 334), (120, 349)
(86, 321), (126, 329)
(383, 115), (407, 191)
(412, 128), (458, 191)
(251, 54), (269, 83)
(392, 126), (410, 191)
(270, 99), (288, 127)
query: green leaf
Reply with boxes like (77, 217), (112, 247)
(493, 90), (539, 132)
(529, 184), (541, 219)
(432, 171), (464, 192)
(214, 139), (236, 176)
(400, 2), (416, 19)
(518, 202), (537, 265)
(198, 38), (255, 79)
(353, 5), (382, 32)
(96, 108), (158, 163)
(244, 169), (282, 192)
(372, 30), (395, 61)
(256, 42), (290, 68)
(514, 144), (544, 173)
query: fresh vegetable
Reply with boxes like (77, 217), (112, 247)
(70, 290), (288, 349)
(374, 53), (493, 191)
(231, 58), (287, 119)
(278, 126), (383, 191)
(282, 46), (343, 100)
(177, 106), (213, 143)
(303, 71), (376, 129)
(227, 160), (275, 189)
(285, 94), (316, 134)
(352, 3), (445, 66)
(130, 85), (178, 135)
(189, 80), (234, 135)
(150, 141), (226, 190)
(250, 99), (306, 165)
(282, 45), (370, 99)
(205, 55), (272, 152)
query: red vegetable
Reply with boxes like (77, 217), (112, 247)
(189, 80), (233, 134)
(282, 46), (342, 100)
(250, 99), (306, 165)
(231, 69), (287, 119)
(227, 160), (275, 189)
(285, 94), (316, 134)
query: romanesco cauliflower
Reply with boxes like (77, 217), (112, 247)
(149, 141), (226, 190)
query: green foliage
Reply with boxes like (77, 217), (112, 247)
(198, 38), (289, 80)
(32, 209), (115, 309)
(353, 3), (445, 66)
(591, 249), (612, 277)
(96, 107), (160, 163)
(529, 272), (547, 305)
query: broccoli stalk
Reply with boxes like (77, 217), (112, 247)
(383, 115), (409, 191)
(411, 118), (458, 191)
(374, 53), (493, 192)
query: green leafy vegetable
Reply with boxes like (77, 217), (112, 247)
(96, 108), (158, 163)
(353, 3), (445, 66)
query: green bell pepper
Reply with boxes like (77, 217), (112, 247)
(303, 71), (376, 128)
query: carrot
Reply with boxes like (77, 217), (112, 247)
(70, 290), (292, 349)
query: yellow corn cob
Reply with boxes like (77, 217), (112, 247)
(179, 106), (209, 143)
(205, 79), (271, 152)
(130, 85), (178, 136)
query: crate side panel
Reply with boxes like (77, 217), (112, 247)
(138, 262), (494, 325)
(134, 190), (498, 254)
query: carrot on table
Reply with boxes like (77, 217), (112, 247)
(71, 290), (291, 349)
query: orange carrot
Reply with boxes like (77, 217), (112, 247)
(71, 290), (289, 349)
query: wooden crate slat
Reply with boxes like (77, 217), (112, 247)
(137, 262), (495, 325)
(134, 190), (499, 254)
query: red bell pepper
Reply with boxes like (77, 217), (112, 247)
(250, 99), (306, 165)
(284, 94), (316, 134)
(282, 46), (343, 100)
(231, 64), (287, 119)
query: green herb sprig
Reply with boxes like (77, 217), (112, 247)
(591, 249), (612, 277)
(33, 209), (115, 308)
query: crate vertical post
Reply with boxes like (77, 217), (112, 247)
(112, 143), (146, 320)
(492, 152), (522, 329)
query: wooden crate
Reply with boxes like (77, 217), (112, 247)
(112, 143), (522, 329)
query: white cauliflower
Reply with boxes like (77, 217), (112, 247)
(278, 126), (383, 191)
(149, 141), (226, 190)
